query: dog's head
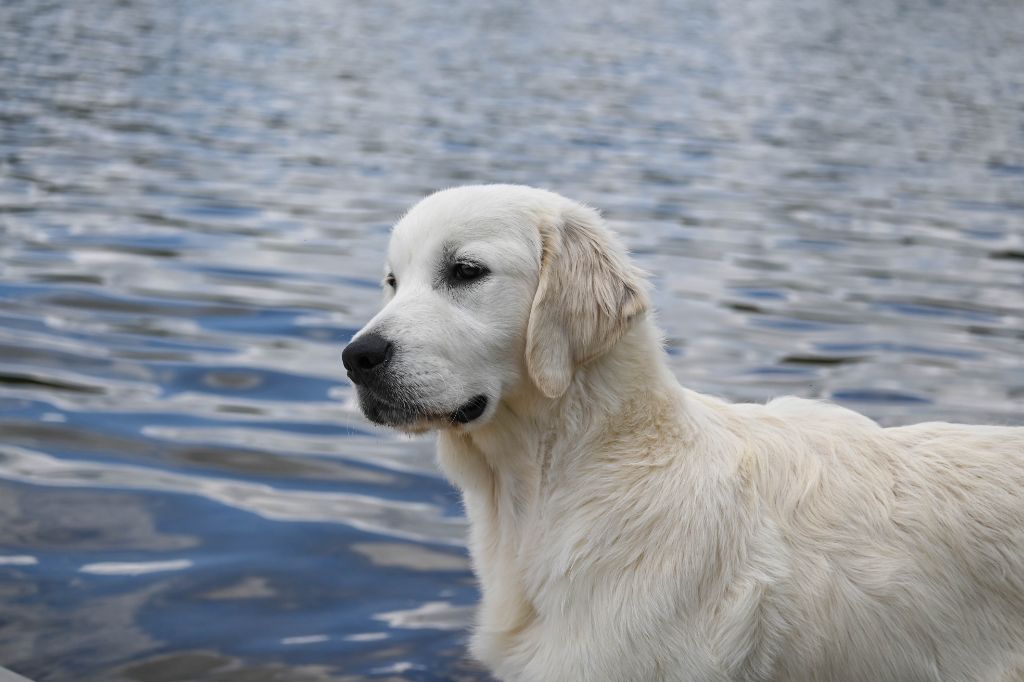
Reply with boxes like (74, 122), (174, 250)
(343, 185), (648, 432)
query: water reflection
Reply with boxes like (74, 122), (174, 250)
(0, 447), (465, 544)
(1, 0), (1022, 679)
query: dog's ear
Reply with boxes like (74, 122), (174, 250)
(526, 205), (649, 399)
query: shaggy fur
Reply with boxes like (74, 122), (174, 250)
(346, 185), (1024, 681)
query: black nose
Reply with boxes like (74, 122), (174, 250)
(342, 333), (394, 385)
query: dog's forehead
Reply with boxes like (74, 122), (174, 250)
(387, 192), (542, 271)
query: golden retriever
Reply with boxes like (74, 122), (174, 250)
(343, 184), (1024, 681)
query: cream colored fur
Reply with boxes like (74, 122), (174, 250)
(353, 185), (1024, 681)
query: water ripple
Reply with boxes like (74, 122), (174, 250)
(0, 446), (465, 545)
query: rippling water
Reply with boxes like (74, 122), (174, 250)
(1, 0), (1022, 680)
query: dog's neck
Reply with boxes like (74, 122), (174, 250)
(437, 315), (684, 502)
(434, 315), (695, 649)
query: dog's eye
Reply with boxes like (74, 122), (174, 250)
(384, 273), (396, 289)
(452, 262), (487, 281)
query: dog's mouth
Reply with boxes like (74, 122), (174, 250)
(357, 387), (489, 430)
(451, 394), (488, 424)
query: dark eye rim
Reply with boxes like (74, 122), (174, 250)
(384, 273), (397, 288)
(451, 262), (488, 282)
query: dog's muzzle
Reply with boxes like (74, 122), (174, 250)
(343, 334), (488, 428)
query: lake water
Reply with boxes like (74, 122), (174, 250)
(1, 0), (1022, 680)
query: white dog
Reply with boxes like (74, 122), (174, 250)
(342, 185), (1024, 682)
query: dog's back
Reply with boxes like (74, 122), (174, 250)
(736, 397), (1024, 681)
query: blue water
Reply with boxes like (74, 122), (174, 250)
(1, 0), (1022, 680)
